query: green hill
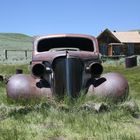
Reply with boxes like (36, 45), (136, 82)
(130, 29), (140, 33)
(0, 33), (32, 50)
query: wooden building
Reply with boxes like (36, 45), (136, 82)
(97, 29), (140, 56)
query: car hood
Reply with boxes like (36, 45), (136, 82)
(32, 51), (99, 63)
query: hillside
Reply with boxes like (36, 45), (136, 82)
(130, 29), (140, 33)
(0, 33), (32, 50)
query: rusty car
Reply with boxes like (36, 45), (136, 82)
(6, 34), (129, 100)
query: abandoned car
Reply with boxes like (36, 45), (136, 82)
(6, 34), (129, 100)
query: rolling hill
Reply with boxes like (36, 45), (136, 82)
(0, 33), (32, 50)
(130, 29), (140, 33)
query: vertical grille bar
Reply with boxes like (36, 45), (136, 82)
(52, 56), (83, 98)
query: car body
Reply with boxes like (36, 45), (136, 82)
(6, 34), (128, 100)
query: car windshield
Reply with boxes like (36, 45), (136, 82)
(37, 37), (94, 52)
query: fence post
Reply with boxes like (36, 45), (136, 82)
(25, 50), (28, 59)
(4, 50), (8, 59)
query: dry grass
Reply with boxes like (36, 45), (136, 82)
(0, 64), (140, 140)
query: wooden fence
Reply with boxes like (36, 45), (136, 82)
(3, 49), (32, 60)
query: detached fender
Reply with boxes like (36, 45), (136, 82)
(6, 74), (52, 100)
(87, 72), (129, 100)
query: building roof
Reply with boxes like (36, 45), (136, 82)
(97, 29), (140, 43)
(112, 31), (140, 43)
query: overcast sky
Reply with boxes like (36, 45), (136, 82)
(0, 0), (139, 36)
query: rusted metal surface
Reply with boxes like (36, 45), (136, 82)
(6, 34), (129, 100)
(88, 72), (129, 100)
(32, 34), (100, 63)
(6, 74), (52, 100)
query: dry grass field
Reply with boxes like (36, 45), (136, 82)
(0, 64), (140, 140)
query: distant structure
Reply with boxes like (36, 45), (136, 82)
(97, 29), (140, 56)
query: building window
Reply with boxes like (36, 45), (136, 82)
(113, 46), (120, 55)
(127, 43), (134, 56)
(99, 45), (107, 55)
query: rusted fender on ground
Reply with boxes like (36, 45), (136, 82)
(6, 74), (52, 100)
(87, 72), (129, 100)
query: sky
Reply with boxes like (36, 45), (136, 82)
(0, 0), (140, 36)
